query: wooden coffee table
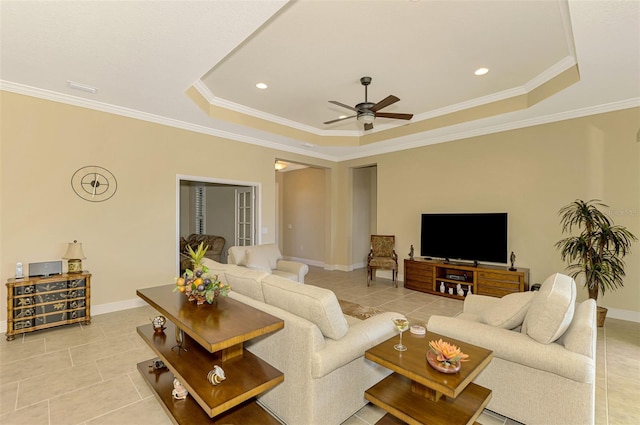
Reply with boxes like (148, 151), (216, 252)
(365, 330), (493, 425)
(136, 284), (284, 424)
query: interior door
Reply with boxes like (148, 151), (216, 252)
(235, 187), (255, 246)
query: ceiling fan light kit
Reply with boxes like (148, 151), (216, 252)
(324, 76), (413, 131)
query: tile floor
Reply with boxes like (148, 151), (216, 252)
(0, 266), (638, 425)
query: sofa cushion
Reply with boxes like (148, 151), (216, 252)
(246, 248), (274, 273)
(201, 258), (240, 285)
(261, 275), (349, 340)
(223, 267), (269, 302)
(251, 244), (282, 270)
(523, 273), (576, 344)
(481, 291), (536, 329)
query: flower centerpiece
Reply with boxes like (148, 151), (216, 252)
(174, 242), (230, 305)
(427, 338), (469, 373)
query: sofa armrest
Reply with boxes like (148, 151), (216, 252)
(462, 294), (501, 315)
(276, 260), (309, 283)
(428, 315), (594, 383)
(312, 312), (401, 378)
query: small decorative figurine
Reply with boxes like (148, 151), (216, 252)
(408, 245), (414, 260)
(172, 378), (188, 400)
(151, 315), (166, 333)
(448, 287), (454, 295)
(440, 282), (445, 293)
(467, 285), (473, 296)
(207, 365), (227, 386)
(456, 283), (464, 297)
(509, 251), (517, 271)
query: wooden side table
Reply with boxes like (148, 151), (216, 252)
(136, 284), (284, 424)
(365, 330), (493, 425)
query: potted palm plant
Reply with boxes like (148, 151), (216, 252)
(555, 199), (637, 326)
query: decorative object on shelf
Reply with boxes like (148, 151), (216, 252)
(149, 359), (166, 370)
(71, 165), (118, 202)
(207, 365), (227, 385)
(151, 315), (166, 332)
(448, 287), (454, 295)
(408, 244), (414, 260)
(456, 283), (464, 297)
(62, 240), (86, 273)
(172, 378), (188, 400)
(427, 338), (469, 373)
(174, 242), (230, 305)
(467, 285), (472, 296)
(440, 282), (445, 293)
(555, 199), (637, 326)
(509, 251), (517, 271)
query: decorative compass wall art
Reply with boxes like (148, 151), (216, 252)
(71, 166), (117, 202)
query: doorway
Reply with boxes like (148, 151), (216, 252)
(177, 175), (260, 270)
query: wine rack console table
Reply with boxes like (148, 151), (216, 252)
(6, 272), (91, 340)
(404, 259), (529, 299)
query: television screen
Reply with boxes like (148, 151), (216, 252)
(420, 213), (508, 264)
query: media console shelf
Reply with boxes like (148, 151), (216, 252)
(404, 259), (528, 299)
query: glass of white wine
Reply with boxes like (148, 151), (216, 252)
(392, 317), (409, 351)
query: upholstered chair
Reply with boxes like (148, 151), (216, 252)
(367, 235), (398, 287)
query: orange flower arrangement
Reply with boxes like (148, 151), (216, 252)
(428, 339), (469, 366)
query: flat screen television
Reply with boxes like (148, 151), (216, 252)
(420, 213), (508, 264)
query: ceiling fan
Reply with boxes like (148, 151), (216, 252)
(323, 76), (413, 131)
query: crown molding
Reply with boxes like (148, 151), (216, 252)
(0, 80), (337, 161)
(2, 80), (638, 163)
(344, 97), (640, 161)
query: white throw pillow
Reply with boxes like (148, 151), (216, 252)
(481, 291), (536, 329)
(523, 273), (576, 344)
(245, 248), (273, 273)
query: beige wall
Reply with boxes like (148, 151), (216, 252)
(338, 108), (640, 317)
(280, 167), (326, 262)
(1, 91), (638, 323)
(0, 92), (330, 322)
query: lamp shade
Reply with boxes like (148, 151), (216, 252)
(63, 240), (86, 259)
(357, 111), (375, 124)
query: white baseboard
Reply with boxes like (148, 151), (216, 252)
(602, 306), (640, 323)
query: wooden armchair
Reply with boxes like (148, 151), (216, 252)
(367, 235), (398, 287)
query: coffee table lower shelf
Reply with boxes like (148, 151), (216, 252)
(137, 361), (280, 425)
(365, 373), (491, 425)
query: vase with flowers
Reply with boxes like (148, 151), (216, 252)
(174, 242), (230, 305)
(427, 338), (469, 373)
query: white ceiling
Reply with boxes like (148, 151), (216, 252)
(1, 1), (639, 161)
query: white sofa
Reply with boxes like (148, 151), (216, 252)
(202, 258), (402, 425)
(227, 244), (309, 283)
(427, 273), (596, 425)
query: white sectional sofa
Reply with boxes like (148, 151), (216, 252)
(227, 244), (309, 283)
(202, 258), (402, 425)
(427, 273), (597, 425)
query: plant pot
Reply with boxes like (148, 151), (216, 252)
(597, 306), (608, 327)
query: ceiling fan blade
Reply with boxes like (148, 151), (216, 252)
(375, 112), (414, 120)
(323, 114), (356, 125)
(370, 95), (400, 112)
(364, 123), (374, 131)
(328, 100), (357, 111)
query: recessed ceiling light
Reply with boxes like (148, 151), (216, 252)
(338, 115), (348, 119)
(256, 82), (268, 89)
(67, 80), (98, 93)
(474, 68), (489, 76)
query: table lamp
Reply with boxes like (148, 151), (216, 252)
(63, 240), (85, 273)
